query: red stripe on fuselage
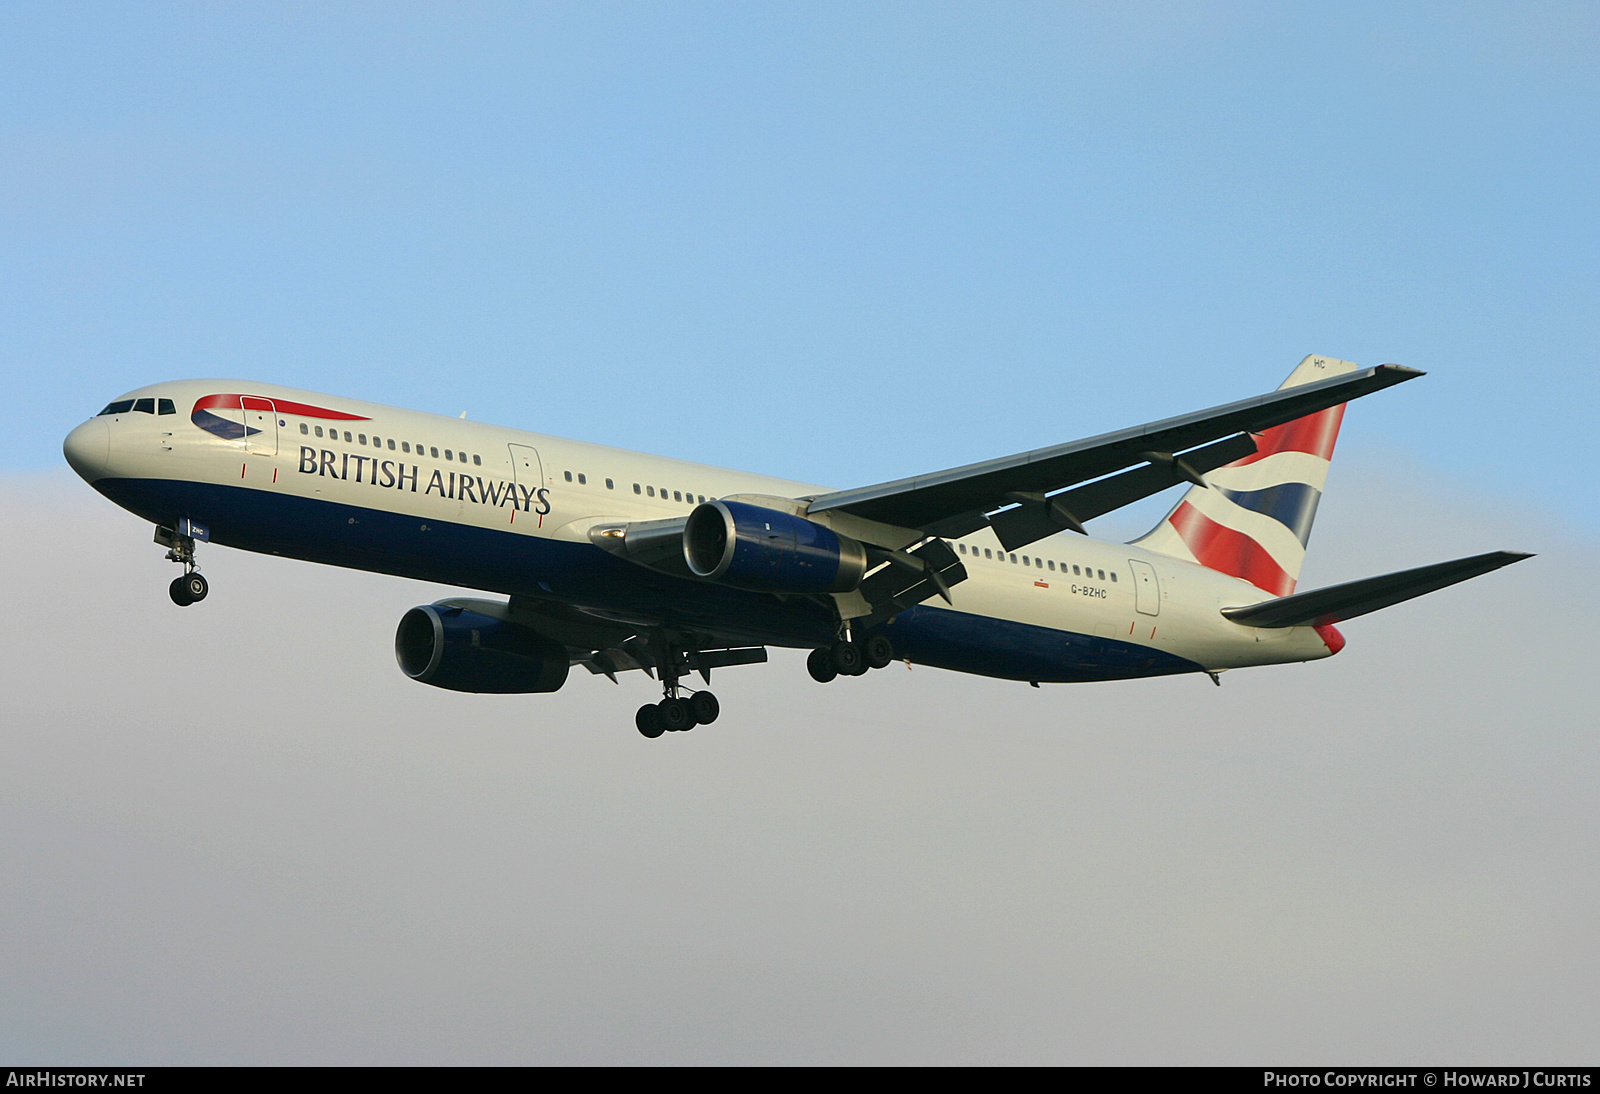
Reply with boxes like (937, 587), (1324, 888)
(1231, 404), (1346, 465)
(1167, 501), (1296, 597)
(193, 394), (370, 421)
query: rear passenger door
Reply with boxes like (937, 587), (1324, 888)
(1128, 558), (1160, 616)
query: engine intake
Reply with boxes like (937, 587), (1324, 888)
(395, 604), (570, 693)
(684, 500), (868, 594)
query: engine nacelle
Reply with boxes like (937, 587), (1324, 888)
(684, 500), (868, 594)
(395, 604), (570, 693)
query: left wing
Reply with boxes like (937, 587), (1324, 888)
(806, 364), (1422, 550)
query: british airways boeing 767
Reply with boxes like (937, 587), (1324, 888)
(62, 355), (1527, 737)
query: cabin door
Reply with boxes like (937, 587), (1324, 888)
(508, 443), (544, 489)
(241, 397), (278, 456)
(508, 443), (545, 523)
(1128, 558), (1161, 617)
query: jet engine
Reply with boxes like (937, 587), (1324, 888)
(683, 500), (868, 594)
(395, 604), (570, 693)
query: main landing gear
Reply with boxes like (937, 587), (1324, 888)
(155, 524), (209, 607)
(806, 633), (895, 683)
(635, 636), (721, 739)
(635, 690), (720, 739)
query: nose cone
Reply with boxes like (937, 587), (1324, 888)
(63, 418), (110, 482)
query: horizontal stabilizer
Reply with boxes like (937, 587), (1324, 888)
(1221, 550), (1531, 628)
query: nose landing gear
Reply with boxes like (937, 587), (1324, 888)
(155, 522), (209, 606)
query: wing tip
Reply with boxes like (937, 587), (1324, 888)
(1375, 363), (1426, 380)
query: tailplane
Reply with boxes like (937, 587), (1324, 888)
(1221, 551), (1531, 628)
(1132, 354), (1361, 596)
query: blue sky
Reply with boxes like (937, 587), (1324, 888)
(4, 2), (1597, 533)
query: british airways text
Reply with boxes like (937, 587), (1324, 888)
(298, 447), (551, 513)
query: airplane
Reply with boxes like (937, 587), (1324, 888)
(62, 355), (1528, 738)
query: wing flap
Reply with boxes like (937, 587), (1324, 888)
(990, 432), (1259, 551)
(858, 538), (967, 616)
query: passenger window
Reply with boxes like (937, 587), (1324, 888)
(1047, 560), (1055, 571)
(633, 483), (641, 494)
(564, 471), (572, 482)
(157, 399), (176, 415)
(1110, 572), (1117, 582)
(958, 544), (966, 554)
(473, 454), (480, 465)
(344, 431), (353, 442)
(401, 442), (410, 453)
(578, 473), (586, 484)
(1009, 553), (1017, 563)
(1073, 565), (1081, 575)
(359, 434), (367, 445)
(984, 549), (992, 559)
(314, 426), (324, 438)
(430, 447), (438, 458)
(647, 486), (655, 497)
(133, 398), (155, 414)
(389, 439), (397, 450)
(1097, 569), (1105, 580)
(606, 479), (615, 490)
(1022, 556), (1030, 566)
(300, 423), (309, 434)
(444, 450), (453, 461)
(673, 491), (682, 502)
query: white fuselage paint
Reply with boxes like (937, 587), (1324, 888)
(64, 379), (1338, 676)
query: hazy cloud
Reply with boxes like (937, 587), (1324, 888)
(1, 466), (1594, 1063)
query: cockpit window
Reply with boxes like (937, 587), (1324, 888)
(158, 398), (175, 415)
(98, 400), (135, 415)
(133, 398), (155, 414)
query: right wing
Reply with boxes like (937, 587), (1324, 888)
(807, 363), (1422, 550)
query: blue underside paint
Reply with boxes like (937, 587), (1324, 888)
(95, 476), (1203, 684)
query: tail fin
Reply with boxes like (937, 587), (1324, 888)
(1131, 354), (1362, 597)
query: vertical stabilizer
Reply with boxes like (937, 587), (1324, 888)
(1131, 355), (1362, 596)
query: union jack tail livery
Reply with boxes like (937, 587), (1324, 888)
(1132, 355), (1359, 597)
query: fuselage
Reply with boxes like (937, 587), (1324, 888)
(63, 380), (1340, 684)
